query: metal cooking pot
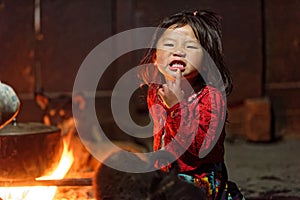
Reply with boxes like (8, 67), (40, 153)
(0, 122), (63, 180)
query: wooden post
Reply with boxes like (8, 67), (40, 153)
(244, 97), (271, 142)
(0, 178), (92, 187)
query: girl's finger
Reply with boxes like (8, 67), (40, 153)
(167, 80), (173, 89)
(158, 87), (164, 97)
(175, 69), (182, 88)
(158, 84), (168, 97)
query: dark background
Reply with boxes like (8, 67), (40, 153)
(0, 0), (299, 140)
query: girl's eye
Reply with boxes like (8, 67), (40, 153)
(164, 43), (174, 47)
(187, 45), (198, 49)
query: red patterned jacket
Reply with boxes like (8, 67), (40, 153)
(147, 84), (227, 172)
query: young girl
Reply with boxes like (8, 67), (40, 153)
(139, 10), (244, 200)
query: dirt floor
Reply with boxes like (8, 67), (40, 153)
(224, 136), (300, 200)
(53, 136), (300, 200)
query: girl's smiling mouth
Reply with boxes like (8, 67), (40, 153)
(169, 60), (186, 71)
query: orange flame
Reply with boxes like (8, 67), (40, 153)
(0, 140), (74, 200)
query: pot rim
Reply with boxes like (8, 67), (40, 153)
(0, 122), (61, 136)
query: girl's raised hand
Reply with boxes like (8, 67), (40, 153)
(158, 69), (184, 108)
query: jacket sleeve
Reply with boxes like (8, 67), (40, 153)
(164, 88), (226, 158)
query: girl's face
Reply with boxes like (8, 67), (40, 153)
(155, 24), (203, 83)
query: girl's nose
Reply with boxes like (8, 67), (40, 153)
(173, 49), (186, 57)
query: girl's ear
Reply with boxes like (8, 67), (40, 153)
(152, 51), (157, 63)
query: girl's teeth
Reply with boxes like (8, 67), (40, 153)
(172, 64), (183, 67)
(169, 64), (185, 71)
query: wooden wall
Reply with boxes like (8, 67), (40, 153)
(264, 0), (300, 136)
(0, 0), (299, 137)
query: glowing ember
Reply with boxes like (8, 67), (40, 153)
(0, 140), (74, 200)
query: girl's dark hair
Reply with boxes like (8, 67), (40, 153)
(138, 10), (233, 95)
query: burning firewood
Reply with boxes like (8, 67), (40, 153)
(34, 92), (100, 174)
